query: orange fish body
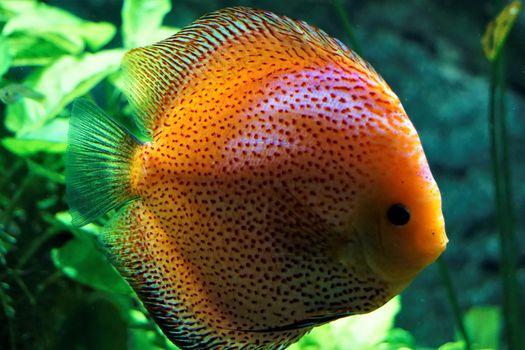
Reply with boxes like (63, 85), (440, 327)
(66, 7), (447, 349)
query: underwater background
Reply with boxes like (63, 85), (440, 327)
(0, 0), (523, 349)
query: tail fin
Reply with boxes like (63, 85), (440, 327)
(66, 99), (141, 227)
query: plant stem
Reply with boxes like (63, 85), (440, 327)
(16, 227), (59, 271)
(8, 268), (36, 305)
(437, 258), (472, 350)
(1, 174), (33, 225)
(488, 47), (523, 350)
(0, 159), (23, 192)
(36, 270), (62, 295)
(331, 0), (363, 56)
(0, 285), (15, 350)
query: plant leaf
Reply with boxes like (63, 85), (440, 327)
(51, 233), (131, 294)
(2, 2), (116, 58)
(0, 36), (11, 76)
(481, 0), (522, 61)
(26, 159), (65, 184)
(79, 21), (117, 50)
(129, 327), (182, 350)
(145, 26), (180, 44)
(2, 138), (66, 156)
(121, 0), (172, 48)
(6, 33), (73, 66)
(438, 341), (467, 350)
(289, 297), (401, 350)
(0, 0), (37, 21)
(4, 49), (124, 135)
(1, 117), (68, 156)
(379, 328), (415, 349)
(54, 297), (128, 350)
(463, 306), (501, 350)
(55, 211), (101, 237)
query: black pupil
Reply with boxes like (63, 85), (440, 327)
(387, 204), (410, 226)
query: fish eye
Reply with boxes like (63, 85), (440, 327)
(386, 204), (410, 226)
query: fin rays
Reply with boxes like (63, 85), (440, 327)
(66, 99), (141, 226)
(121, 6), (376, 136)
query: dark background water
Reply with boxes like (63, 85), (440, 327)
(1, 0), (524, 348)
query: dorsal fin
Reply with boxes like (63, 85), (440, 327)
(121, 6), (376, 136)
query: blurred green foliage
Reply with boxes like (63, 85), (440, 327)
(0, 1), (179, 349)
(482, 1), (523, 350)
(0, 1), (506, 349)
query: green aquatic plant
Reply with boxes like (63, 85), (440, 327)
(482, 1), (523, 350)
(0, 0), (180, 348)
(437, 259), (471, 350)
(0, 1), (520, 349)
(331, 0), (363, 56)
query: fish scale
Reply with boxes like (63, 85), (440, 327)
(66, 6), (447, 349)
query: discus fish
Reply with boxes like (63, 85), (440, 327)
(66, 7), (447, 350)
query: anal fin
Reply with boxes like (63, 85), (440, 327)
(100, 201), (227, 350)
